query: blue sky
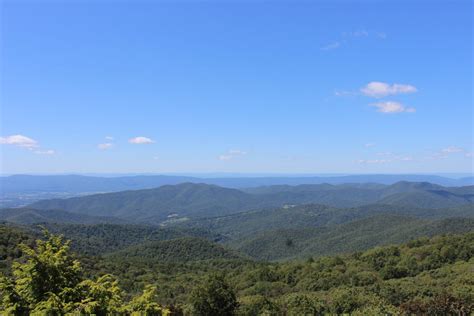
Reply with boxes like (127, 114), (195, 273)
(1, 0), (472, 174)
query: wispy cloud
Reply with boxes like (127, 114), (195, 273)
(218, 149), (247, 161)
(0, 134), (38, 148)
(370, 101), (416, 114)
(105, 136), (114, 141)
(361, 82), (417, 98)
(334, 89), (357, 97)
(357, 159), (391, 164)
(129, 136), (154, 144)
(321, 29), (386, 51)
(34, 149), (55, 155)
(365, 143), (376, 148)
(441, 146), (464, 153)
(98, 143), (114, 150)
(321, 41), (341, 51)
(342, 30), (370, 38)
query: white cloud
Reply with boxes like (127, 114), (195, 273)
(322, 30), (386, 51)
(98, 143), (113, 150)
(343, 30), (369, 38)
(365, 143), (376, 148)
(334, 89), (356, 97)
(218, 154), (233, 161)
(105, 136), (114, 141)
(129, 136), (154, 144)
(370, 101), (416, 114)
(228, 149), (247, 155)
(0, 134), (38, 148)
(321, 41), (341, 51)
(34, 149), (55, 155)
(218, 149), (247, 161)
(358, 159), (391, 164)
(441, 146), (464, 153)
(466, 152), (473, 158)
(361, 82), (417, 98)
(376, 151), (393, 156)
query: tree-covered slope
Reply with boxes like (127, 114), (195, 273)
(1, 224), (473, 315)
(176, 203), (474, 241)
(29, 183), (264, 222)
(106, 237), (243, 263)
(378, 190), (474, 208)
(232, 215), (474, 261)
(0, 208), (127, 225)
(38, 223), (223, 256)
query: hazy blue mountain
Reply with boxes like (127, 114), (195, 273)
(0, 174), (199, 194)
(2, 174), (473, 195)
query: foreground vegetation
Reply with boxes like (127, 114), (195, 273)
(1, 225), (473, 315)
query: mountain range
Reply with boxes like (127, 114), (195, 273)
(2, 174), (473, 194)
(25, 181), (474, 223)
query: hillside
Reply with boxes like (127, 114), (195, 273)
(176, 203), (474, 240)
(1, 222), (473, 314)
(232, 215), (474, 261)
(38, 223), (223, 255)
(0, 208), (127, 225)
(29, 183), (264, 222)
(106, 237), (243, 263)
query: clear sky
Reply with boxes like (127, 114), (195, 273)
(1, 0), (472, 175)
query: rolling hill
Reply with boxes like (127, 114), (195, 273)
(24, 182), (474, 224)
(176, 203), (474, 241)
(28, 183), (264, 222)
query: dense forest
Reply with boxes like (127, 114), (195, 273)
(1, 224), (473, 315)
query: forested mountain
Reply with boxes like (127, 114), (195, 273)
(28, 183), (264, 222)
(176, 203), (474, 241)
(0, 208), (127, 225)
(24, 182), (474, 223)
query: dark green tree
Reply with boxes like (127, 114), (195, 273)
(190, 274), (239, 316)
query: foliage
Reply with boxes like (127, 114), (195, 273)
(190, 274), (239, 315)
(1, 224), (473, 315)
(0, 230), (169, 315)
